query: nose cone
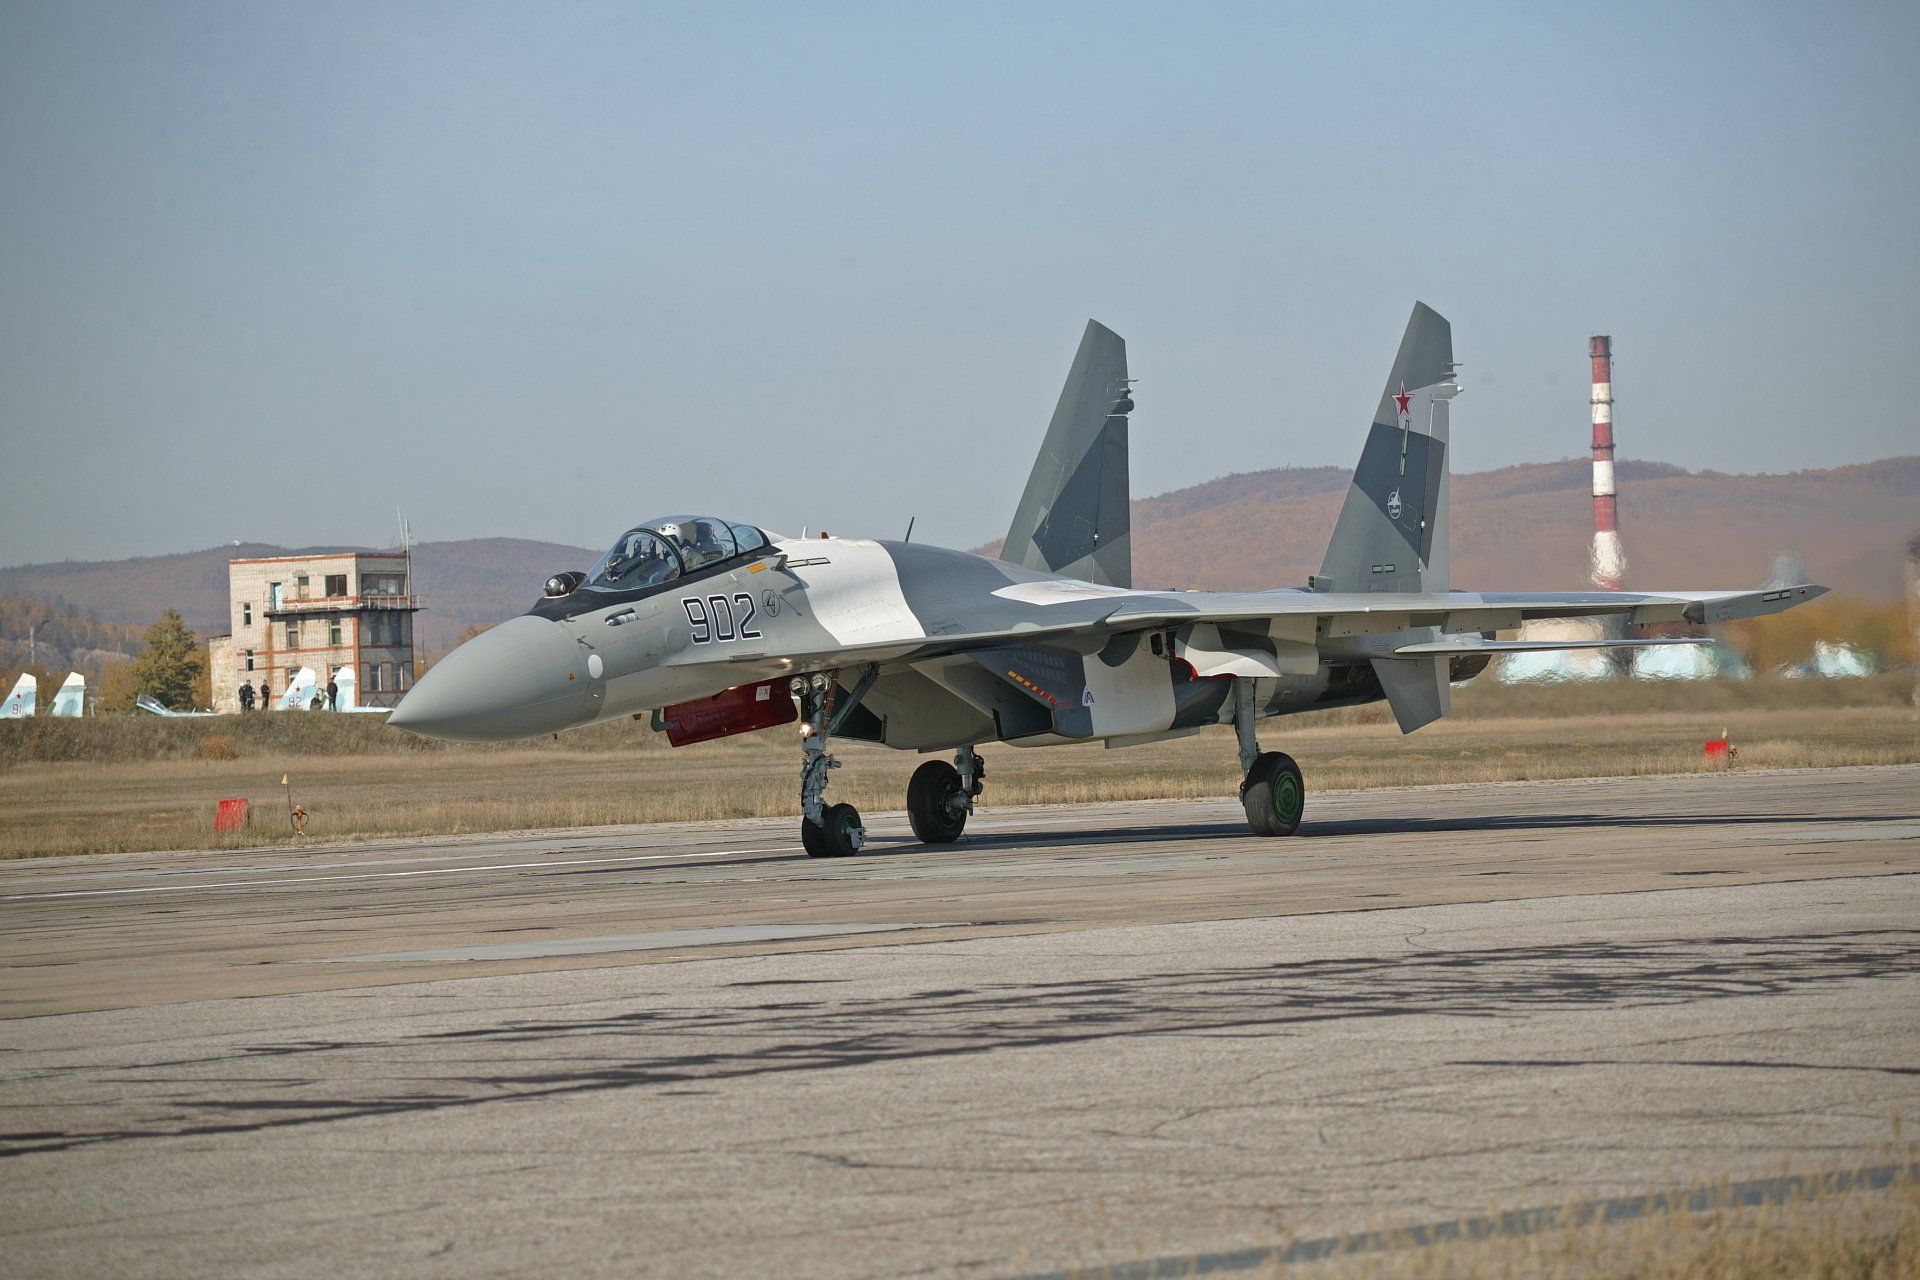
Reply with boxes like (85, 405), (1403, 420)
(389, 615), (590, 741)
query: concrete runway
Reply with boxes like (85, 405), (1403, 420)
(1, 765), (1916, 1277)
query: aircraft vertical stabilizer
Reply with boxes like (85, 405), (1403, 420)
(1002, 320), (1133, 587)
(334, 665), (358, 711)
(1316, 301), (1456, 596)
(278, 667), (318, 711)
(3, 673), (37, 718)
(1315, 303), (1459, 733)
(49, 672), (84, 717)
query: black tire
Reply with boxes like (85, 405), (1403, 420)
(801, 817), (830, 858)
(1242, 751), (1304, 837)
(820, 802), (862, 857)
(906, 760), (968, 844)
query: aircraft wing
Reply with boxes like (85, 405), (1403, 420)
(1098, 584), (1828, 644)
(694, 583), (1822, 689)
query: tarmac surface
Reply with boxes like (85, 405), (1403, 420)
(1, 764), (1917, 1277)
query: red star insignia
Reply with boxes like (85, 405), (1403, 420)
(1393, 383), (1412, 417)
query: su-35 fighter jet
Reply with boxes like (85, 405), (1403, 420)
(390, 304), (1823, 855)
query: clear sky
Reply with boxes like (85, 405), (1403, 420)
(2, 1), (1915, 566)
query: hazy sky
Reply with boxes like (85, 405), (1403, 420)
(3, 1), (1915, 566)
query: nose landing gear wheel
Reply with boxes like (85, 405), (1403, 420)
(803, 802), (863, 858)
(906, 760), (968, 844)
(1242, 751), (1304, 837)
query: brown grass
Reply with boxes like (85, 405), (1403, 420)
(2, 677), (1915, 858)
(1257, 1150), (1920, 1279)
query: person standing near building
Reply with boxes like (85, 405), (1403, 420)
(258, 677), (272, 711)
(325, 675), (339, 711)
(238, 680), (255, 712)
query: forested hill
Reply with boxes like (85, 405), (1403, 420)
(2, 456), (1915, 662)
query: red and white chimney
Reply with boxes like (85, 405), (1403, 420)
(1589, 335), (1625, 591)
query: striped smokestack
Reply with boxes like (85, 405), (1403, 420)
(1589, 335), (1625, 590)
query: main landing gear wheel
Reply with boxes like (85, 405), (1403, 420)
(907, 760), (968, 844)
(1242, 751), (1304, 837)
(803, 802), (863, 858)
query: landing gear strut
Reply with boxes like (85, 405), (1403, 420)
(907, 748), (984, 844)
(794, 666), (880, 858)
(1235, 679), (1303, 837)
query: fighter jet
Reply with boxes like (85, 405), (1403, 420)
(389, 304), (1823, 855)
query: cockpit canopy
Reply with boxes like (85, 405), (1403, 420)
(583, 515), (770, 593)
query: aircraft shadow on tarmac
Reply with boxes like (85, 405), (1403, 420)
(10, 926), (1917, 1158)
(839, 806), (1920, 860)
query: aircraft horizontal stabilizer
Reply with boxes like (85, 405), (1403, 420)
(1370, 655), (1450, 733)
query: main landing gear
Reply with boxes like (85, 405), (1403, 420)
(1235, 680), (1303, 837)
(793, 668), (987, 857)
(907, 748), (985, 844)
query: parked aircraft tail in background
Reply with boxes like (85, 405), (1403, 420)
(49, 672), (84, 717)
(3, 673), (36, 718)
(277, 667), (319, 711)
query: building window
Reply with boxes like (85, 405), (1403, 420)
(366, 663), (384, 693)
(242, 603), (252, 626)
(286, 620), (300, 648)
(296, 574), (311, 600)
(325, 574), (347, 598)
(245, 649), (255, 672)
(328, 618), (343, 646)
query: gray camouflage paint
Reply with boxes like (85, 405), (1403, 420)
(390, 304), (1825, 748)
(1001, 319), (1132, 588)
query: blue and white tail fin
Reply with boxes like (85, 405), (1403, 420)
(49, 672), (84, 717)
(333, 665), (358, 710)
(1315, 302), (1459, 596)
(278, 667), (318, 711)
(2, 673), (35, 718)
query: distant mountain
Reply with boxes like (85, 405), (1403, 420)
(0, 538), (599, 656)
(3, 457), (1914, 662)
(995, 456), (1920, 599)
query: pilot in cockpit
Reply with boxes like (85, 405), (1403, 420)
(605, 530), (674, 587)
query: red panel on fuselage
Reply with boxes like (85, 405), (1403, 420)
(659, 677), (797, 747)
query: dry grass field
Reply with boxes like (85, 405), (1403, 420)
(1267, 1152), (1919, 1279)
(2, 676), (1914, 859)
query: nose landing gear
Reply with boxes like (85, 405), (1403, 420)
(795, 666), (879, 858)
